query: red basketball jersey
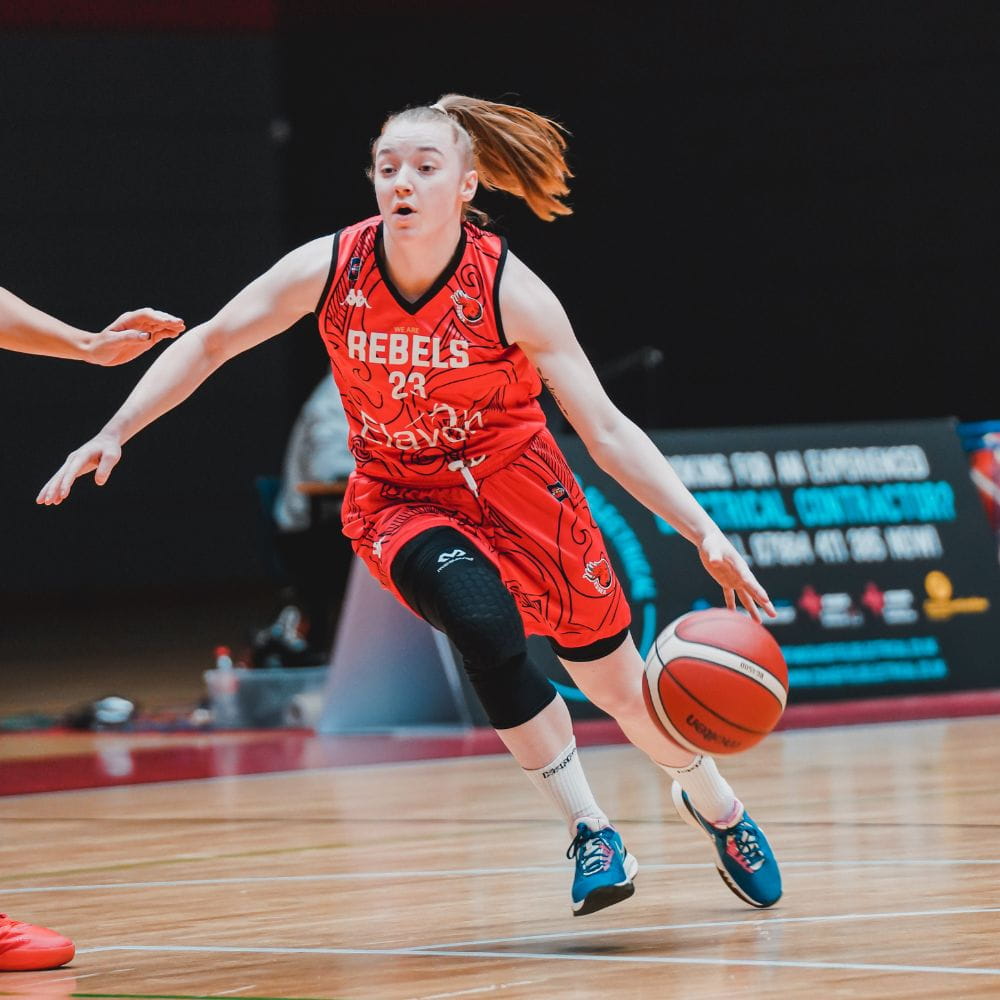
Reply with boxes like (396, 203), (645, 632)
(315, 217), (547, 487)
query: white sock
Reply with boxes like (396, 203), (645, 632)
(659, 754), (739, 826)
(524, 738), (609, 835)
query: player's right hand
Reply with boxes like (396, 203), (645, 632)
(697, 527), (776, 624)
(36, 433), (123, 506)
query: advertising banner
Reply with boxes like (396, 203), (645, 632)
(536, 418), (1000, 713)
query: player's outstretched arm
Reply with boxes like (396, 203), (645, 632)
(501, 252), (775, 622)
(0, 287), (184, 365)
(36, 237), (332, 506)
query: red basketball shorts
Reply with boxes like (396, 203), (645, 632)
(341, 428), (632, 658)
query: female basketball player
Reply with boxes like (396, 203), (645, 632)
(0, 286), (183, 365)
(1, 289), (182, 972)
(37, 95), (782, 917)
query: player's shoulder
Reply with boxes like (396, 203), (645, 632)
(290, 216), (380, 265)
(463, 218), (505, 251)
(500, 249), (556, 305)
(338, 215), (382, 243)
(498, 249), (568, 348)
(274, 235), (337, 284)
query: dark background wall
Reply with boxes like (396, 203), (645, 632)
(2, 0), (999, 602)
(280, 1), (1000, 432)
(1, 25), (291, 598)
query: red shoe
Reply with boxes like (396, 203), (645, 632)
(0, 915), (75, 972)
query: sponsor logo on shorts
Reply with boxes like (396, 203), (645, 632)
(686, 713), (741, 750)
(437, 548), (474, 572)
(547, 481), (569, 502)
(583, 557), (614, 595)
(541, 746), (577, 779)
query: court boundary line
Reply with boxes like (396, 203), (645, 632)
(73, 942), (1000, 978)
(5, 858), (1000, 894)
(416, 903), (1000, 950)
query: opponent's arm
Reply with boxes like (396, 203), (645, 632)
(37, 236), (332, 505)
(501, 252), (774, 621)
(0, 287), (184, 366)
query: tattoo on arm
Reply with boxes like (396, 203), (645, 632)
(538, 368), (571, 419)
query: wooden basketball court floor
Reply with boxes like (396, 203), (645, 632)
(2, 714), (999, 999)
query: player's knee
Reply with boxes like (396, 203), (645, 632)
(580, 681), (643, 723)
(432, 587), (554, 729)
(391, 526), (518, 640)
(439, 603), (554, 730)
(390, 526), (554, 729)
(443, 600), (525, 669)
(465, 649), (556, 730)
(559, 640), (644, 722)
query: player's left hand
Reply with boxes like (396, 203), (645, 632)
(697, 528), (776, 623)
(36, 431), (123, 506)
(88, 308), (185, 366)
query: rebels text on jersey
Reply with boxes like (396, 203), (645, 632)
(315, 217), (547, 487)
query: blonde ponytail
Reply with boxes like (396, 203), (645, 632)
(373, 94), (573, 224)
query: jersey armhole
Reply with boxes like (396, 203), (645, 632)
(494, 236), (510, 347)
(312, 230), (343, 316)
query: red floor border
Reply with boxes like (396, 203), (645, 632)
(2, 689), (998, 796)
(775, 687), (1000, 730)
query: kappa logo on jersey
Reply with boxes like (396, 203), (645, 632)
(343, 288), (370, 308)
(437, 548), (474, 571)
(372, 535), (387, 560)
(451, 287), (484, 324)
(547, 481), (569, 502)
(583, 557), (614, 595)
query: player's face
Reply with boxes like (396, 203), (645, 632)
(372, 120), (477, 238)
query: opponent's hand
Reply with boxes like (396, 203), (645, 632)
(697, 528), (776, 623)
(36, 433), (123, 505)
(89, 308), (185, 366)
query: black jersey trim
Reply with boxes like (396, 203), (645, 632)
(375, 222), (468, 315)
(313, 230), (342, 316)
(494, 235), (510, 347)
(548, 626), (631, 663)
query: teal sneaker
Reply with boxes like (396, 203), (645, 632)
(671, 782), (782, 908)
(566, 822), (639, 916)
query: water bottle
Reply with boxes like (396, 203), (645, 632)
(212, 645), (241, 728)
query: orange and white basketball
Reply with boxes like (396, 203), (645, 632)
(642, 608), (789, 755)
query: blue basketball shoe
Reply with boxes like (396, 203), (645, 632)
(671, 783), (782, 908)
(566, 822), (639, 916)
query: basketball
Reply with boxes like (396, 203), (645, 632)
(642, 608), (789, 755)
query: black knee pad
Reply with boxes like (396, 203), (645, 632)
(391, 526), (556, 729)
